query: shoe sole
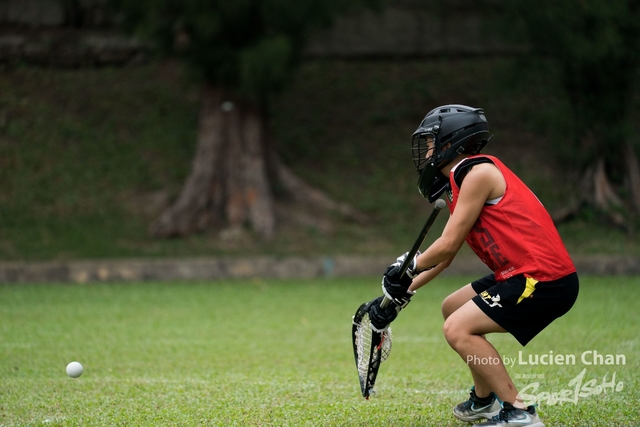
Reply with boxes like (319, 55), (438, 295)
(452, 409), (501, 422)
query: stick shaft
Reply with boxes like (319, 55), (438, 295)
(381, 198), (446, 308)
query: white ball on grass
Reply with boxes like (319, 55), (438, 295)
(66, 361), (83, 378)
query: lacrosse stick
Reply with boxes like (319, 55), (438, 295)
(351, 198), (446, 398)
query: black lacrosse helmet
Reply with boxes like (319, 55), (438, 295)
(411, 104), (491, 201)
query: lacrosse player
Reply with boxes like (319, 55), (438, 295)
(370, 105), (579, 427)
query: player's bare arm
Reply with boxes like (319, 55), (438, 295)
(410, 163), (505, 290)
(409, 256), (453, 290)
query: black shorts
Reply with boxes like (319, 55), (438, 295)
(471, 272), (579, 346)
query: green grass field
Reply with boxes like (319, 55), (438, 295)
(1, 276), (638, 426)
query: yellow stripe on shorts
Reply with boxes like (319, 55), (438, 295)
(517, 277), (538, 304)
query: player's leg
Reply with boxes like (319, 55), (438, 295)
(443, 301), (545, 425)
(443, 300), (523, 406)
(467, 336), (498, 397)
(442, 283), (496, 393)
(443, 283), (500, 421)
(441, 283), (476, 320)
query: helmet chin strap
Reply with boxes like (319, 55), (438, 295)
(419, 146), (470, 201)
(417, 161), (438, 199)
(417, 161), (450, 201)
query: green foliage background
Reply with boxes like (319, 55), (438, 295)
(1, 57), (639, 261)
(110, 0), (382, 99)
(497, 0), (640, 171)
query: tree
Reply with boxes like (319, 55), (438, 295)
(498, 1), (640, 228)
(110, 0), (379, 239)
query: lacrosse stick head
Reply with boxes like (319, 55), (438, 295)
(352, 302), (393, 399)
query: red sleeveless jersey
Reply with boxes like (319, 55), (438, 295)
(447, 155), (575, 282)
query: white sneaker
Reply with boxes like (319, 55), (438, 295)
(453, 387), (501, 422)
(477, 402), (545, 427)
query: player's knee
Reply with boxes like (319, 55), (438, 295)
(441, 295), (455, 320)
(443, 314), (477, 350)
(443, 317), (463, 349)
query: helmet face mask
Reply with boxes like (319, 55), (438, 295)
(411, 131), (438, 171)
(411, 105), (491, 201)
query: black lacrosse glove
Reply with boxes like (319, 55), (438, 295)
(368, 295), (400, 332)
(395, 251), (422, 279)
(381, 251), (421, 306)
(368, 289), (416, 332)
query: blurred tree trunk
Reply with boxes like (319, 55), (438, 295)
(109, 0), (381, 240)
(149, 85), (275, 239)
(149, 84), (364, 239)
(625, 143), (640, 214)
(553, 142), (640, 228)
(584, 158), (625, 226)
